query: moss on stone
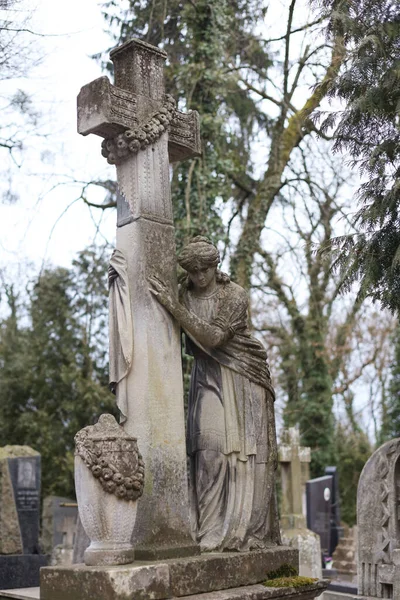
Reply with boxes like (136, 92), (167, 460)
(0, 445), (39, 460)
(266, 563), (298, 580)
(263, 576), (318, 588)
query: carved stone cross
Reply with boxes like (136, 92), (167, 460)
(77, 39), (200, 560)
(279, 425), (311, 530)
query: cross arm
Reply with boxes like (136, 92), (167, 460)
(77, 76), (201, 163)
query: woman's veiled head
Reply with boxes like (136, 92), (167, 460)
(178, 236), (220, 272)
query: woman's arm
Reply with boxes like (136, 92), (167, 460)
(148, 276), (230, 348)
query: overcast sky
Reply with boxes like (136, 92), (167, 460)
(0, 0), (116, 276)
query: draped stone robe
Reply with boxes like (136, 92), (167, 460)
(181, 279), (280, 552)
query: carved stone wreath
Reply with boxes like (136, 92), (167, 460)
(101, 94), (176, 165)
(75, 414), (144, 501)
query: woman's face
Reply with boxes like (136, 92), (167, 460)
(188, 265), (216, 291)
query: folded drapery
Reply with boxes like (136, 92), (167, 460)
(108, 249), (133, 423)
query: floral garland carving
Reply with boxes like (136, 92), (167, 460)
(101, 94), (176, 164)
(75, 416), (144, 501)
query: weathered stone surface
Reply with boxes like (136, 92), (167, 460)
(77, 37), (200, 560)
(40, 578), (327, 600)
(168, 548), (298, 596)
(41, 562), (170, 600)
(357, 438), (400, 598)
(74, 414), (143, 566)
(281, 530), (322, 580)
(41, 547), (299, 600)
(77, 51), (201, 164)
(149, 237), (280, 552)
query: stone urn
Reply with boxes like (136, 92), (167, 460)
(74, 414), (144, 566)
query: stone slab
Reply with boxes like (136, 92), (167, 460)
(327, 582), (357, 595)
(41, 547), (298, 600)
(177, 582), (327, 599)
(0, 588), (40, 600)
(321, 592), (357, 600)
(0, 556), (48, 590)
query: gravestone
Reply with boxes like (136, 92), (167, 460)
(0, 446), (48, 589)
(307, 475), (333, 559)
(41, 497), (77, 566)
(40, 37), (327, 600)
(279, 426), (322, 578)
(357, 438), (400, 599)
(325, 466), (342, 556)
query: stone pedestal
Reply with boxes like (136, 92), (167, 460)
(41, 547), (327, 600)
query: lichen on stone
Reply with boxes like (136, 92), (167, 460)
(0, 445), (39, 460)
(263, 576), (318, 588)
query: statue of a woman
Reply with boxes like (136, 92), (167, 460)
(149, 236), (280, 552)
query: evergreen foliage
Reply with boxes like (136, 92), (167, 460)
(314, 0), (400, 313)
(0, 247), (116, 498)
(380, 323), (400, 440)
(334, 424), (372, 526)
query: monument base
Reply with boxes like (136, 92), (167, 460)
(0, 555), (48, 589)
(40, 547), (326, 600)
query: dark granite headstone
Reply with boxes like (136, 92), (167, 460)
(0, 447), (48, 589)
(325, 466), (343, 556)
(306, 475), (333, 557)
(8, 456), (41, 554)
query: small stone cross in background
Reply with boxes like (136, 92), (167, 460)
(279, 425), (311, 529)
(279, 426), (322, 579)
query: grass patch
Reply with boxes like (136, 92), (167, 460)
(263, 576), (318, 588)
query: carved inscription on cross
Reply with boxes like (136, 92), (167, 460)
(78, 38), (201, 226)
(77, 39), (201, 560)
(279, 425), (311, 530)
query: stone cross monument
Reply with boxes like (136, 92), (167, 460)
(77, 38), (201, 560)
(279, 426), (311, 529)
(279, 426), (322, 579)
